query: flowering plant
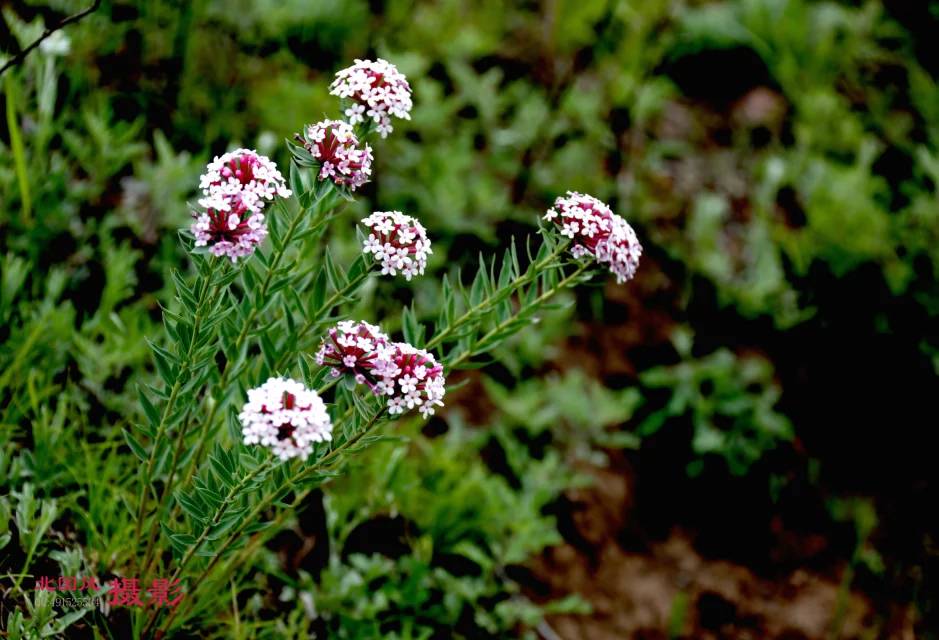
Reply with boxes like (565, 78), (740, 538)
(123, 58), (641, 635)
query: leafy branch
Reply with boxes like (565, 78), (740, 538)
(129, 257), (235, 570)
(173, 180), (343, 509)
(150, 244), (594, 633)
(149, 405), (388, 634)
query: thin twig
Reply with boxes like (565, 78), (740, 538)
(0, 0), (102, 76)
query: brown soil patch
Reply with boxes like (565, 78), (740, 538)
(529, 463), (914, 640)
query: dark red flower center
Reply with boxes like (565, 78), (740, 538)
(276, 423), (297, 444)
(203, 206), (252, 243)
(373, 224), (420, 254)
(215, 154), (258, 187)
(312, 127), (366, 175)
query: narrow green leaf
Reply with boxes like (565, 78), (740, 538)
(289, 160), (304, 201)
(469, 257), (489, 306)
(138, 386), (160, 427)
(147, 339), (177, 385)
(309, 270), (327, 315)
(346, 254), (368, 283)
(207, 513), (241, 540)
(323, 250), (346, 291)
(175, 491), (205, 522)
(401, 305), (424, 346)
(122, 428), (148, 462)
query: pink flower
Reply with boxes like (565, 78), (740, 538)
(190, 149), (291, 262)
(360, 211), (432, 280)
(315, 320), (394, 390)
(315, 322), (447, 418)
(377, 343), (446, 418)
(544, 192), (642, 283)
(330, 58), (413, 138)
(302, 120), (373, 191)
(239, 377), (332, 461)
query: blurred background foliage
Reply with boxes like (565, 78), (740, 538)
(2, 0), (939, 637)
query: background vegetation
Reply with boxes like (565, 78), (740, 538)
(2, 0), (938, 637)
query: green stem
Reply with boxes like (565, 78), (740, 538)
(424, 238), (569, 354)
(445, 260), (590, 371)
(268, 268), (371, 375)
(10, 539), (40, 594)
(138, 403), (195, 574)
(141, 457), (275, 637)
(157, 407), (386, 634)
(131, 264), (218, 568)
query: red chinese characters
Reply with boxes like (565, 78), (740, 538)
(34, 575), (183, 608)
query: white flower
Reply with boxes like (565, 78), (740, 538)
(330, 58), (413, 137)
(544, 191), (642, 284)
(344, 103), (367, 124)
(388, 397), (405, 414)
(239, 377), (332, 461)
(360, 211), (432, 281)
(190, 149), (290, 262)
(398, 375), (417, 393)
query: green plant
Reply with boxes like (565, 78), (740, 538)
(638, 329), (793, 476)
(483, 368), (641, 463)
(0, 48), (634, 635)
(301, 418), (587, 638)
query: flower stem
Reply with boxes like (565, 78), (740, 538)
(131, 260), (220, 571)
(445, 260), (591, 370)
(268, 267), (371, 375)
(141, 457), (276, 637)
(424, 238), (569, 354)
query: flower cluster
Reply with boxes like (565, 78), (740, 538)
(196, 58), (643, 475)
(361, 211), (432, 280)
(191, 149), (291, 262)
(330, 58), (413, 138)
(239, 377), (332, 461)
(317, 321), (447, 418)
(377, 343), (446, 418)
(543, 192), (642, 283)
(303, 120), (374, 190)
(314, 320), (394, 389)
